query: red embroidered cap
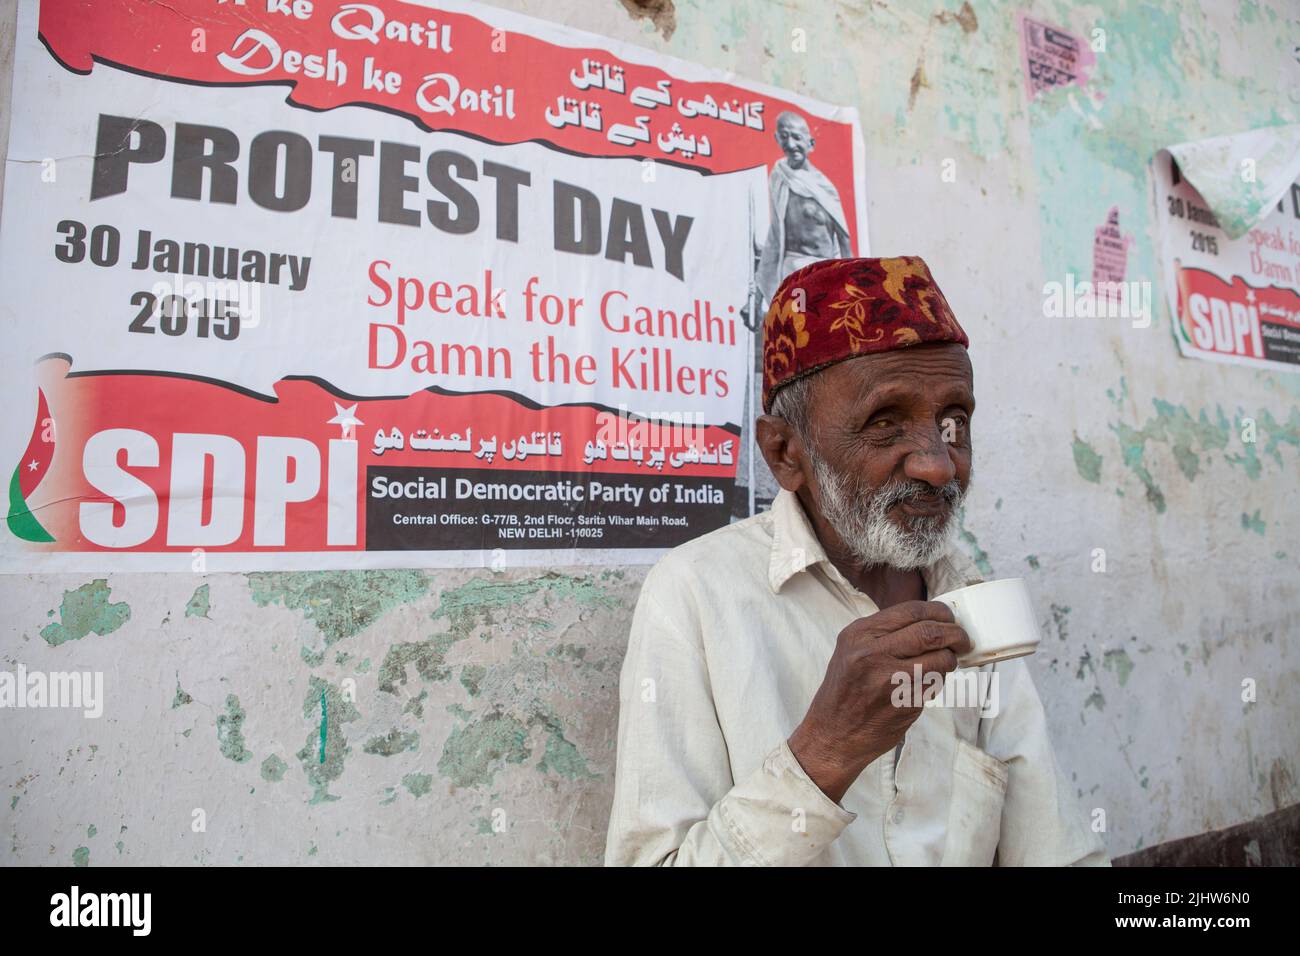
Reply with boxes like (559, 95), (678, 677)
(761, 256), (969, 413)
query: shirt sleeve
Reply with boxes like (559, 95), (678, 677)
(980, 657), (1111, 866)
(604, 570), (855, 866)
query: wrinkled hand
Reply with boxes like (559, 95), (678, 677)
(787, 601), (972, 803)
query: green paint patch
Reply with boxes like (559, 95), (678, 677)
(546, 643), (608, 672)
(1149, 399), (1230, 481)
(533, 708), (596, 781)
(1241, 510), (1266, 535)
(72, 846), (89, 867)
(1106, 376), (1129, 408)
(1084, 689), (1106, 712)
(87, 824), (96, 838)
(1050, 604), (1071, 642)
(377, 573), (623, 701)
(296, 676), (359, 804)
(437, 708), (531, 789)
(1071, 437), (1103, 484)
(184, 583), (211, 619)
(171, 677), (192, 709)
(363, 728), (421, 756)
(1108, 401), (1299, 513)
(378, 633), (460, 692)
(260, 754), (288, 782)
(1254, 408), (1300, 467)
(956, 512), (994, 577)
(476, 817), (495, 835)
(1102, 648), (1135, 687)
(1111, 421), (1166, 513)
(435, 701), (595, 789)
(433, 573), (620, 640)
(402, 689), (429, 719)
(448, 702), (472, 720)
(247, 569), (429, 644)
(9, 796), (17, 810)
(1026, 555), (1040, 570)
(402, 772), (433, 798)
(459, 664), (487, 697)
(1074, 649), (1094, 681)
(40, 579), (131, 646)
(217, 694), (253, 763)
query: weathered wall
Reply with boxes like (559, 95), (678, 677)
(2, 0), (1297, 865)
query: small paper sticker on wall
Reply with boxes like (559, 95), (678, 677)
(1093, 206), (1131, 287)
(1017, 12), (1096, 102)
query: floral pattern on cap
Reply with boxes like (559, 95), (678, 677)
(761, 255), (969, 412)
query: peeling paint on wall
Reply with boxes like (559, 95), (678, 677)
(1106, 399), (1299, 512)
(247, 569), (429, 645)
(217, 694), (252, 764)
(185, 583), (210, 619)
(39, 579), (130, 646)
(1072, 435), (1103, 483)
(297, 676), (359, 804)
(956, 511), (995, 576)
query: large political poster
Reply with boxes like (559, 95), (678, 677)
(0, 0), (867, 571)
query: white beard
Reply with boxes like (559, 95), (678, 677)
(808, 448), (967, 571)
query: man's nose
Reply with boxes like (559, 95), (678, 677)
(902, 427), (957, 488)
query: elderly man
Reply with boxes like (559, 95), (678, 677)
(605, 257), (1108, 867)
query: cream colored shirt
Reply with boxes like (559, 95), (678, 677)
(605, 489), (1110, 866)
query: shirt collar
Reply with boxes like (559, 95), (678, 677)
(768, 488), (829, 593)
(767, 487), (981, 598)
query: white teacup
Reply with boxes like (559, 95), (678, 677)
(931, 577), (1042, 668)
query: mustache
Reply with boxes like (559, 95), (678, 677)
(871, 477), (964, 512)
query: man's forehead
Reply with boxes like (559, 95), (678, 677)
(819, 345), (973, 405)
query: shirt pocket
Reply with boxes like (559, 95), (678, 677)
(941, 738), (1009, 866)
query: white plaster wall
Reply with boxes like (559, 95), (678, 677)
(1, 0), (1296, 864)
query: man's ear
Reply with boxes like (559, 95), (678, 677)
(756, 414), (810, 492)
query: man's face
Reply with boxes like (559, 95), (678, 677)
(775, 118), (813, 168)
(794, 343), (974, 570)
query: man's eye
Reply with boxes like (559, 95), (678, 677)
(939, 415), (971, 442)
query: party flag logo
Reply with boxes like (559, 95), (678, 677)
(7, 387), (56, 542)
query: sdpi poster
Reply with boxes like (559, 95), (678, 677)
(0, 0), (867, 571)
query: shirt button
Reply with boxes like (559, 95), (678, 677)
(892, 808), (904, 824)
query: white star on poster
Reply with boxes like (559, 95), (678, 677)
(327, 402), (363, 439)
